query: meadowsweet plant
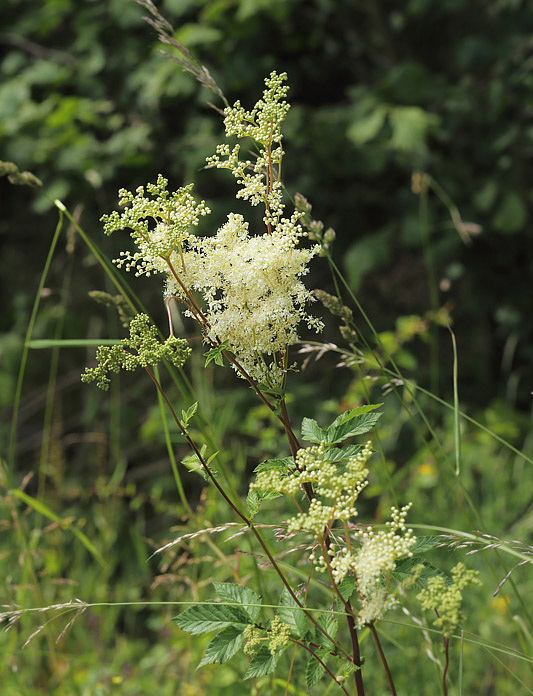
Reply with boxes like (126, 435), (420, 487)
(84, 72), (481, 695)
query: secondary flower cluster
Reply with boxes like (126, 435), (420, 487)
(417, 561), (481, 637)
(82, 314), (191, 390)
(252, 439), (415, 627)
(102, 178), (210, 278)
(206, 71), (290, 229)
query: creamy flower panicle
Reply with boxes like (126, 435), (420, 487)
(102, 72), (322, 389)
(165, 211), (321, 388)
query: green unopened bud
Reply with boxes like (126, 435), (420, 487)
(324, 227), (336, 243)
(340, 325), (358, 343)
(268, 616), (291, 655)
(294, 192), (312, 215)
(309, 219), (324, 240)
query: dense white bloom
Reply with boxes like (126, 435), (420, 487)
(165, 211), (321, 386)
(351, 504), (415, 626)
(104, 73), (323, 389)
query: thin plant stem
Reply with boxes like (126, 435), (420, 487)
(418, 180), (440, 408)
(8, 210), (64, 477)
(284, 559), (314, 696)
(369, 623), (397, 696)
(442, 636), (450, 696)
(142, 366), (355, 665)
(290, 639), (352, 696)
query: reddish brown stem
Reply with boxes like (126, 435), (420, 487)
(290, 639), (352, 696)
(442, 636), (450, 696)
(370, 623), (397, 696)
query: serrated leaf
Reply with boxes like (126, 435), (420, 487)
(305, 648), (330, 689)
(181, 444), (207, 471)
(174, 603), (250, 635)
(213, 582), (261, 622)
(410, 536), (443, 554)
(253, 457), (292, 474)
(392, 556), (449, 586)
(301, 417), (327, 444)
(315, 611), (339, 649)
(323, 444), (363, 463)
(278, 588), (307, 638)
(325, 411), (382, 445)
(337, 575), (356, 601)
(247, 487), (282, 517)
(247, 489), (259, 516)
(328, 404), (383, 430)
(181, 401), (198, 423)
(204, 341), (229, 367)
(197, 625), (245, 667)
(244, 646), (281, 679)
(206, 451), (219, 466)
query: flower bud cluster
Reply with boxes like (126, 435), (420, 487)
(82, 314), (191, 390)
(243, 624), (262, 657)
(417, 561), (481, 638)
(103, 176), (210, 278)
(268, 616), (291, 655)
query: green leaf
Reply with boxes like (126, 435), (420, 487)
(315, 611), (338, 650)
(204, 341), (229, 367)
(410, 536), (443, 554)
(181, 401), (198, 424)
(253, 457), (292, 474)
(247, 488), (282, 516)
(213, 582), (262, 622)
(305, 648), (330, 690)
(325, 411), (382, 445)
(244, 646), (281, 679)
(181, 445), (207, 472)
(347, 106), (387, 145)
(181, 446), (218, 481)
(388, 106), (439, 151)
(328, 404), (382, 430)
(174, 603), (251, 635)
(278, 588), (307, 638)
(206, 451), (219, 467)
(337, 575), (356, 602)
(324, 444), (363, 463)
(197, 625), (245, 667)
(392, 556), (449, 586)
(247, 489), (259, 516)
(302, 407), (382, 445)
(301, 417), (327, 444)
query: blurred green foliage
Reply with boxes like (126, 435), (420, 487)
(2, 0), (532, 405)
(1, 0), (533, 693)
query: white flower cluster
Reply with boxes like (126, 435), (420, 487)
(103, 177), (210, 278)
(165, 211), (321, 387)
(327, 505), (415, 589)
(206, 71), (292, 232)
(352, 504), (415, 626)
(103, 73), (322, 389)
